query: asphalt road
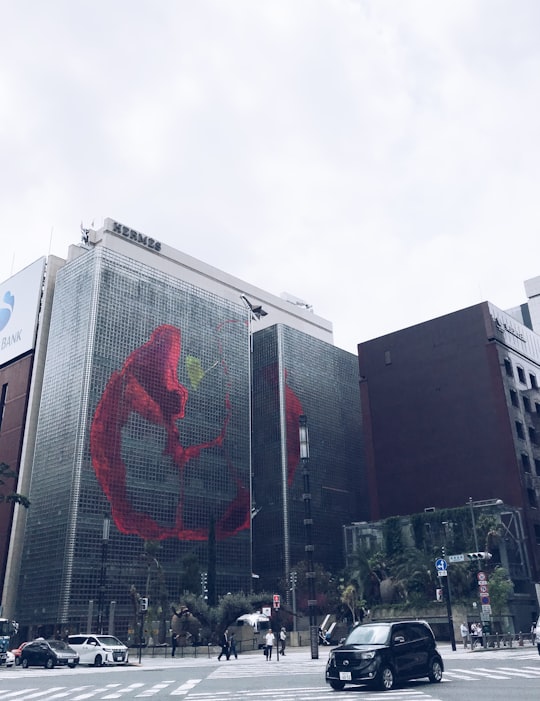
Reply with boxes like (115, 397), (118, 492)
(1, 642), (540, 700)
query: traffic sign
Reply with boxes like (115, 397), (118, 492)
(448, 554), (465, 563)
(480, 595), (490, 605)
(437, 570), (448, 577)
(477, 571), (487, 582)
(435, 558), (448, 571)
(482, 604), (492, 615)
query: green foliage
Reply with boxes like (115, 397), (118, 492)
(0, 462), (30, 508)
(488, 567), (514, 616)
(280, 561), (341, 615)
(382, 517), (403, 558)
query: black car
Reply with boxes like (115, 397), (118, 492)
(21, 639), (79, 669)
(325, 620), (443, 691)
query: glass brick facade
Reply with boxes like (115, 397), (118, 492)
(251, 325), (367, 592)
(17, 247), (251, 635)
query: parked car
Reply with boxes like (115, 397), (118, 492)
(325, 620), (444, 691)
(5, 650), (15, 667)
(11, 642), (28, 665)
(20, 639), (79, 669)
(67, 634), (129, 666)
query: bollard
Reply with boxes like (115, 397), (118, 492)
(519, 633), (524, 646)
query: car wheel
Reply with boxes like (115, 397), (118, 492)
(428, 657), (443, 683)
(45, 658), (54, 669)
(329, 680), (346, 691)
(22, 658), (29, 669)
(377, 665), (395, 691)
(68, 663), (77, 668)
(15, 657), (21, 666)
(94, 654), (103, 667)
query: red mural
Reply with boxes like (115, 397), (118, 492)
(90, 323), (250, 541)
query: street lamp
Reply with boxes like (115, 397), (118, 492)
(97, 514), (110, 634)
(299, 415), (318, 660)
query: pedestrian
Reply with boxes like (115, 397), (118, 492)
(218, 629), (230, 661)
(265, 629), (275, 660)
(279, 627), (287, 655)
(229, 632), (238, 659)
(171, 632), (178, 657)
(460, 622), (469, 649)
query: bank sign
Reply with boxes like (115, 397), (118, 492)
(0, 257), (45, 367)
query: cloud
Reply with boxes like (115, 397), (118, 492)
(1, 1), (540, 353)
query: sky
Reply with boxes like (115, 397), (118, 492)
(2, 0), (540, 354)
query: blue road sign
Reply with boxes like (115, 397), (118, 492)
(435, 558), (448, 571)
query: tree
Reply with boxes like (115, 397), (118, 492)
(488, 566), (514, 617)
(341, 584), (359, 623)
(0, 462), (30, 509)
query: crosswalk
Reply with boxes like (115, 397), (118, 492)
(0, 683), (441, 701)
(2, 660), (540, 699)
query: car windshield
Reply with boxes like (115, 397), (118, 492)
(48, 640), (70, 651)
(345, 624), (391, 645)
(96, 636), (123, 646)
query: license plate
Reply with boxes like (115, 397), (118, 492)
(339, 672), (352, 681)
(68, 658), (74, 664)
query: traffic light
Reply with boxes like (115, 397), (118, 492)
(139, 597), (148, 612)
(467, 552), (492, 560)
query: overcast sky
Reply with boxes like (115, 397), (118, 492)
(2, 0), (540, 353)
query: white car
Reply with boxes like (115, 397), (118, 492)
(67, 634), (129, 666)
(5, 650), (15, 667)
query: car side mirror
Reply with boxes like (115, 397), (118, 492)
(393, 635), (405, 644)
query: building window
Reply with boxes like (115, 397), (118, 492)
(384, 350), (392, 365)
(529, 427), (538, 445)
(510, 389), (519, 408)
(523, 396), (532, 413)
(536, 402), (540, 415)
(530, 373), (538, 389)
(535, 459), (540, 476)
(528, 488), (538, 509)
(516, 421), (525, 439)
(535, 524), (540, 545)
(504, 358), (513, 377)
(517, 366), (526, 384)
(522, 453), (532, 472)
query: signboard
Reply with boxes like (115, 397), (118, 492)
(437, 570), (448, 577)
(449, 554), (465, 563)
(262, 607), (271, 617)
(0, 258), (45, 367)
(482, 604), (492, 615)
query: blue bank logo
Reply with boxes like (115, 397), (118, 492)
(0, 290), (15, 331)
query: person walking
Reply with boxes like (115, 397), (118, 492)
(265, 629), (275, 660)
(171, 632), (179, 657)
(460, 622), (469, 649)
(218, 629), (230, 661)
(229, 632), (238, 659)
(279, 627), (287, 656)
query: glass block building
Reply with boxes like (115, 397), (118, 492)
(17, 246), (251, 635)
(251, 325), (368, 593)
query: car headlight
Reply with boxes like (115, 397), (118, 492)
(359, 651), (376, 660)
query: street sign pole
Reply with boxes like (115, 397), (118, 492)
(443, 571), (456, 651)
(435, 556), (456, 652)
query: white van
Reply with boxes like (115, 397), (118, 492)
(67, 634), (129, 666)
(229, 613), (271, 650)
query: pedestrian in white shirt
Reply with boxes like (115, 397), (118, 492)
(265, 630), (275, 660)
